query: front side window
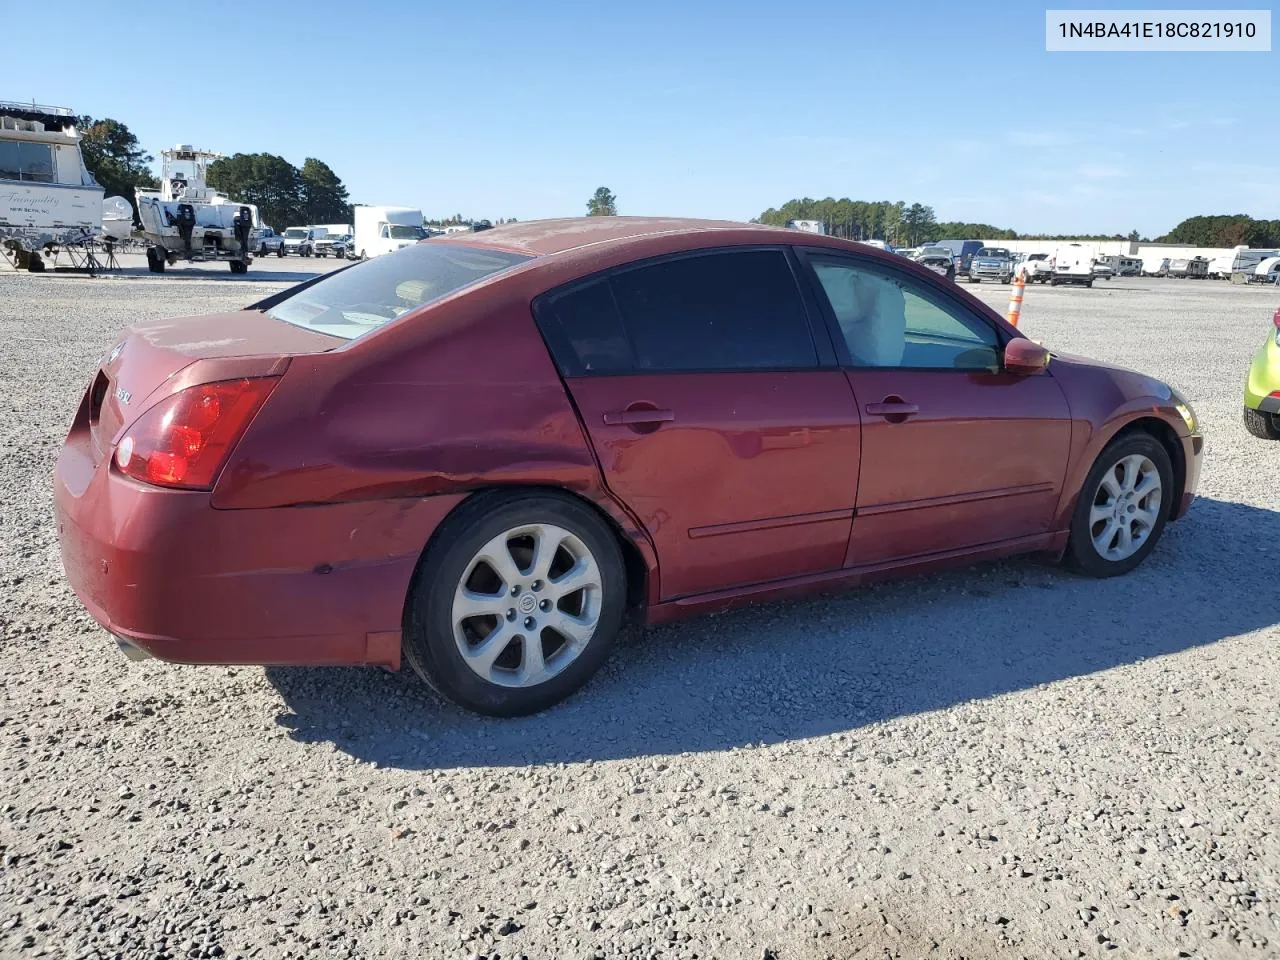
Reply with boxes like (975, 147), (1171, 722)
(808, 256), (999, 371)
(539, 249), (818, 375)
(264, 243), (530, 341)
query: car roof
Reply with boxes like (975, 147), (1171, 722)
(433, 216), (790, 257)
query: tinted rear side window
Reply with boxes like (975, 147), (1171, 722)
(539, 249), (818, 375)
(542, 279), (634, 375)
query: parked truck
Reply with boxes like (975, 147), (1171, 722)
(281, 226), (327, 257)
(352, 205), (426, 260)
(930, 239), (984, 277)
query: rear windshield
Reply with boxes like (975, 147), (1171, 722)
(264, 243), (531, 340)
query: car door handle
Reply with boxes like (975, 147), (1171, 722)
(865, 399), (919, 420)
(602, 408), (675, 426)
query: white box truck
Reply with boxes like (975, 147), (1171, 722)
(352, 205), (426, 259)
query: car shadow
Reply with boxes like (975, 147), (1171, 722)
(115, 265), (325, 283)
(266, 496), (1279, 770)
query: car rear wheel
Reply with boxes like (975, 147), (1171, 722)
(1243, 405), (1280, 440)
(404, 492), (627, 716)
(1065, 434), (1173, 578)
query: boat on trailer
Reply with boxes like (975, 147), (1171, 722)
(0, 101), (103, 272)
(135, 145), (259, 273)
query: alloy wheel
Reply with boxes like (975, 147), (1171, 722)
(451, 523), (603, 688)
(1088, 454), (1162, 561)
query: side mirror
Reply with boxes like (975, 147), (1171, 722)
(1004, 338), (1050, 376)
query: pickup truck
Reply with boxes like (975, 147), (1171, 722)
(256, 226), (285, 257)
(1014, 252), (1053, 283)
(916, 246), (956, 280)
(967, 247), (1015, 284)
(313, 233), (352, 259)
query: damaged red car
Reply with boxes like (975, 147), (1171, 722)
(55, 217), (1202, 715)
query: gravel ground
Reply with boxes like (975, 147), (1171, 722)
(1, 260), (1278, 960)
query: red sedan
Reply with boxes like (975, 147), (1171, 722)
(55, 218), (1202, 715)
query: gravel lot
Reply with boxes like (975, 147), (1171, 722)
(2, 257), (1278, 960)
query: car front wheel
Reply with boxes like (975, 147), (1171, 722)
(1065, 433), (1173, 577)
(1243, 405), (1280, 440)
(404, 492), (627, 716)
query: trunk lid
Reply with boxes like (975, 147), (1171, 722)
(88, 310), (340, 461)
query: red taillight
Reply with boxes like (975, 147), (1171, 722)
(1272, 307), (1280, 329)
(114, 377), (278, 489)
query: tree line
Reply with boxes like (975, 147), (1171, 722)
(77, 117), (158, 221)
(1157, 215), (1280, 248)
(207, 154), (350, 230)
(754, 198), (1018, 247)
(758, 198), (1280, 249)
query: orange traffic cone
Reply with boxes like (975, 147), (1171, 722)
(1006, 271), (1026, 327)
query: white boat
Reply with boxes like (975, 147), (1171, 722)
(102, 195), (133, 242)
(136, 145), (260, 273)
(0, 101), (103, 272)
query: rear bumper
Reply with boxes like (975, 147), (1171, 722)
(55, 436), (464, 668)
(1244, 338), (1280, 410)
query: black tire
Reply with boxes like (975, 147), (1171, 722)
(146, 248), (165, 273)
(229, 260), (247, 274)
(1064, 433), (1174, 578)
(403, 491), (627, 716)
(1049, 278), (1060, 286)
(1243, 405), (1280, 440)
(1086, 280), (1094, 288)
(276, 247), (285, 258)
(27, 252), (46, 273)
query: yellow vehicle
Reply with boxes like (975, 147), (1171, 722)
(1243, 307), (1280, 440)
